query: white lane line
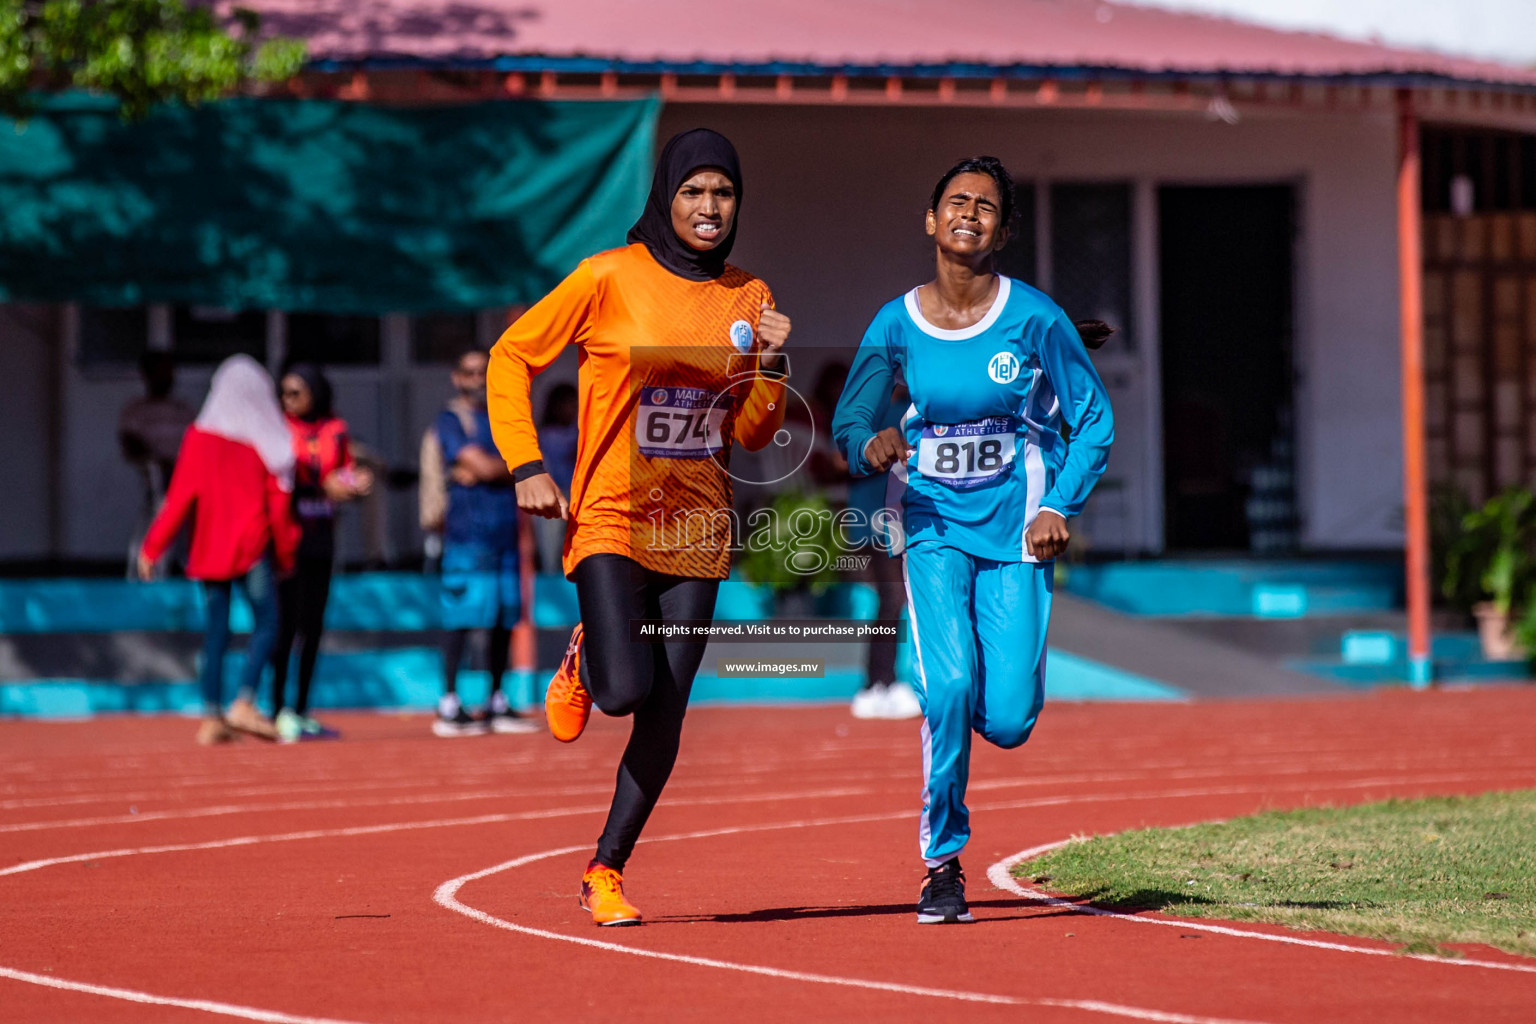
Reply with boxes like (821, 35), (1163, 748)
(0, 783), (874, 834)
(0, 812), (548, 878)
(0, 760), (812, 811)
(5, 776), (1527, 1022)
(7, 761), (1519, 835)
(987, 840), (1536, 975)
(0, 787), (872, 878)
(969, 763), (1536, 792)
(2, 771), (1512, 879)
(434, 819), (1276, 1024)
(0, 767), (554, 810)
(0, 965), (373, 1024)
(7, 746), (1530, 811)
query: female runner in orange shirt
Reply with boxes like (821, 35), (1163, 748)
(487, 129), (791, 926)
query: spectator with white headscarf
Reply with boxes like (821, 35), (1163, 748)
(139, 355), (300, 744)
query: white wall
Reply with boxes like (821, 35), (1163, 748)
(660, 101), (1405, 550)
(45, 311), (573, 565)
(6, 100), (1407, 559)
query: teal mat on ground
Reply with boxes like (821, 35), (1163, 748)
(0, 574), (780, 633)
(0, 645), (1184, 719)
(8, 562), (1408, 633)
(1294, 628), (1530, 686)
(0, 651), (540, 718)
(1060, 560), (1403, 618)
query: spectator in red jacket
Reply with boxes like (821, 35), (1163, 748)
(270, 363), (372, 742)
(138, 355), (300, 745)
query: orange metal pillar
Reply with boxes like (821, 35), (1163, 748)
(512, 513), (539, 705)
(1397, 89), (1433, 688)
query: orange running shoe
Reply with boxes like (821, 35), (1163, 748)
(580, 860), (641, 926)
(545, 622), (591, 742)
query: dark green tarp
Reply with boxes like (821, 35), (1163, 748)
(0, 95), (658, 313)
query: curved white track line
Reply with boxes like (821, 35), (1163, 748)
(0, 811), (538, 878)
(0, 785), (1337, 1024)
(0, 965), (371, 1024)
(5, 776), (1532, 1023)
(433, 817), (1275, 1024)
(0, 784), (873, 834)
(987, 840), (1536, 975)
(7, 747), (1528, 812)
(4, 765), (1514, 836)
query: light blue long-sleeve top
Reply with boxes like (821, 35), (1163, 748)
(831, 276), (1114, 563)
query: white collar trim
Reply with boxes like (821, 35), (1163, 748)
(903, 276), (1011, 340)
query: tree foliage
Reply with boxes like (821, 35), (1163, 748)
(0, 0), (305, 120)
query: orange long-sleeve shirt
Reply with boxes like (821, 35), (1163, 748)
(488, 243), (786, 579)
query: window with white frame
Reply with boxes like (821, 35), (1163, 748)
(1050, 183), (1134, 354)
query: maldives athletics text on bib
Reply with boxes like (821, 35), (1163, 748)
(915, 416), (1019, 490)
(635, 385), (732, 459)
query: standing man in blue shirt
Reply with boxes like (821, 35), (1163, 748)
(434, 348), (539, 736)
(833, 157), (1114, 924)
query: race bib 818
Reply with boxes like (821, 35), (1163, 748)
(915, 416), (1019, 489)
(636, 386), (729, 459)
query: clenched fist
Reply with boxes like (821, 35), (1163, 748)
(758, 303), (791, 372)
(1025, 509), (1070, 561)
(862, 426), (909, 473)
(516, 472), (569, 521)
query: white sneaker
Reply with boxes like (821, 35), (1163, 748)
(851, 683), (890, 719)
(274, 707), (303, 744)
(432, 694), (487, 738)
(486, 692), (541, 733)
(882, 681), (923, 720)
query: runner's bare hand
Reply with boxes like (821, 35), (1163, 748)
(1025, 509), (1070, 560)
(348, 466), (375, 497)
(758, 303), (790, 372)
(758, 303), (790, 353)
(516, 472), (569, 521)
(862, 426), (908, 472)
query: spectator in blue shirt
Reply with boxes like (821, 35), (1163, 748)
(433, 349), (538, 737)
(532, 382), (578, 573)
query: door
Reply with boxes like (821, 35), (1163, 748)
(1159, 185), (1297, 552)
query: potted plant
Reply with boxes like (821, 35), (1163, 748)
(1442, 487), (1536, 659)
(736, 490), (841, 617)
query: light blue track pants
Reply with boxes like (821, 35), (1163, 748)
(904, 540), (1050, 866)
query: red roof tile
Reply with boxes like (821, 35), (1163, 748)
(235, 0), (1536, 87)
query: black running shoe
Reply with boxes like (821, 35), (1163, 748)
(432, 704), (487, 738)
(916, 859), (974, 924)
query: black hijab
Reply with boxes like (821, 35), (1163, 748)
(283, 362), (333, 422)
(626, 128), (742, 281)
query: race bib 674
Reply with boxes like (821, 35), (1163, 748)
(636, 386), (729, 459)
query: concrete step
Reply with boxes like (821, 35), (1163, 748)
(1048, 593), (1346, 697)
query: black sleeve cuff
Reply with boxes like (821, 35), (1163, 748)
(511, 460), (546, 483)
(759, 355), (789, 379)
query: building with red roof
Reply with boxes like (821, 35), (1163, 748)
(4, 0), (1536, 678)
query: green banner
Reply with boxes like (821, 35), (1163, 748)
(0, 95), (658, 313)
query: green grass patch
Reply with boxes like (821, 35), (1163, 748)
(1018, 789), (1536, 958)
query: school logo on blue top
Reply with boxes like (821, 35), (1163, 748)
(988, 351), (1020, 384)
(729, 319), (754, 352)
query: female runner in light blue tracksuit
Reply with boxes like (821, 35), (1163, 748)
(833, 156), (1114, 924)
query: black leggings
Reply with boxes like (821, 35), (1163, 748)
(442, 624), (512, 696)
(271, 557), (333, 716)
(863, 549), (904, 690)
(574, 554), (719, 872)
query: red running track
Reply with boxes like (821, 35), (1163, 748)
(2, 687), (1534, 1023)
